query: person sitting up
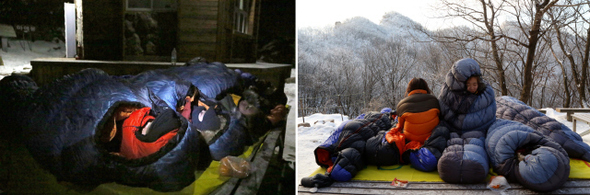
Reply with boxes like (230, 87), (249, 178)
(466, 75), (484, 94)
(386, 77), (440, 164)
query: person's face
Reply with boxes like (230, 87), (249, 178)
(115, 107), (137, 121)
(466, 77), (478, 94)
(239, 100), (259, 116)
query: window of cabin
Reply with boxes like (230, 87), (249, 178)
(234, 0), (250, 34)
(124, 0), (177, 61)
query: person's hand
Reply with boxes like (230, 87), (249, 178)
(267, 104), (288, 125)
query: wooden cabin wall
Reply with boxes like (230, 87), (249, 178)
(178, 0), (221, 62)
(82, 0), (123, 60)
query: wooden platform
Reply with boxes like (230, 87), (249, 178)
(572, 113), (590, 136)
(29, 58), (292, 90)
(298, 179), (590, 194)
(555, 108), (590, 122)
(211, 124), (286, 194)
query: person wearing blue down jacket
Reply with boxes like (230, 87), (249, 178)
(437, 58), (496, 184)
(0, 58), (287, 192)
(486, 119), (570, 192)
(301, 109), (396, 187)
(496, 96), (590, 162)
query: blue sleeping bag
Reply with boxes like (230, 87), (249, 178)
(486, 119), (570, 192)
(496, 96), (590, 162)
(21, 69), (212, 191)
(437, 58), (495, 183)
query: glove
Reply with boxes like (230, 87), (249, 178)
(301, 173), (334, 188)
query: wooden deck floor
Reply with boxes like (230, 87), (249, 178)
(298, 179), (590, 194)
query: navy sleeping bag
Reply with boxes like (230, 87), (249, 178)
(14, 59), (279, 192)
(486, 119), (570, 192)
(437, 58), (495, 183)
(313, 111), (394, 182)
(496, 96), (590, 162)
(21, 69), (212, 191)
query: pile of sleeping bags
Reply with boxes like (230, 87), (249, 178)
(492, 96), (590, 191)
(437, 58), (496, 184)
(304, 107), (449, 187)
(0, 58), (286, 192)
(313, 110), (396, 182)
(496, 96), (590, 162)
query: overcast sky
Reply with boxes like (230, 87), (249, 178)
(296, 0), (470, 30)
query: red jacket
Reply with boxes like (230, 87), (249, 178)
(120, 107), (178, 159)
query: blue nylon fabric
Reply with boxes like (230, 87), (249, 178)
(410, 147), (437, 172)
(208, 115), (250, 161)
(318, 120), (349, 149)
(518, 148), (558, 184)
(486, 119), (570, 192)
(330, 164), (352, 182)
(437, 58), (495, 184)
(496, 96), (590, 162)
(438, 59), (496, 134)
(19, 64), (248, 191)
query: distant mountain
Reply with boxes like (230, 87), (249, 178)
(298, 12), (432, 64)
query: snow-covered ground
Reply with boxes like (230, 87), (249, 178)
(296, 109), (590, 185)
(0, 39), (65, 79)
(284, 69), (296, 163)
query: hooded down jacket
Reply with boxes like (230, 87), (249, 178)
(437, 58), (496, 183)
(496, 96), (590, 162)
(486, 119), (570, 192)
(438, 58), (496, 134)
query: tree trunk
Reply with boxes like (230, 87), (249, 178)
(582, 26), (590, 107)
(490, 37), (508, 95)
(519, 0), (558, 103)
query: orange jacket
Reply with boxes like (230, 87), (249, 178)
(120, 107), (178, 159)
(396, 89), (440, 143)
(386, 89), (440, 156)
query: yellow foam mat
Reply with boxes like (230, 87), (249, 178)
(569, 158), (590, 179)
(310, 158), (590, 182)
(192, 145), (255, 195)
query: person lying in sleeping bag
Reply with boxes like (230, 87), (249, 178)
(178, 85), (222, 131)
(119, 108), (181, 159)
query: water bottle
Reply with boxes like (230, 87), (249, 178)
(171, 48), (177, 66)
